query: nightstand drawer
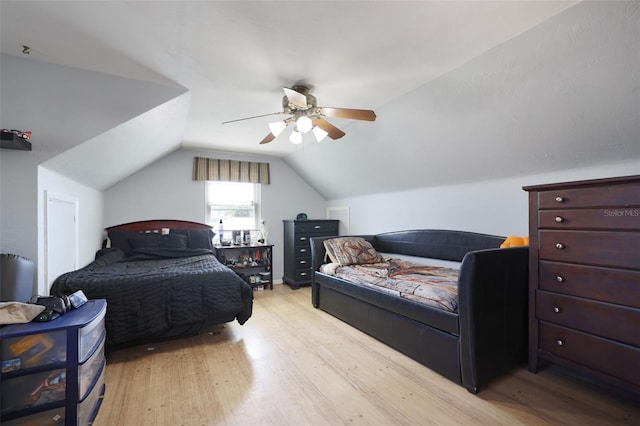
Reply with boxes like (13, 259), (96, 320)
(536, 291), (640, 347)
(538, 181), (640, 209)
(538, 230), (640, 268)
(539, 322), (640, 387)
(539, 261), (640, 308)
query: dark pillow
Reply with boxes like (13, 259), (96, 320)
(129, 233), (188, 250)
(170, 228), (214, 249)
(108, 230), (140, 252)
(186, 229), (214, 249)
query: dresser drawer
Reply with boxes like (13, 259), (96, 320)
(538, 230), (640, 269)
(539, 261), (640, 308)
(539, 209), (640, 230)
(295, 268), (312, 282)
(294, 257), (311, 269)
(294, 221), (339, 235)
(536, 291), (640, 347)
(295, 245), (311, 258)
(539, 322), (640, 387)
(538, 181), (640, 209)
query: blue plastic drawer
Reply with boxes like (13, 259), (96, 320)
(1, 330), (67, 372)
(79, 340), (105, 400)
(77, 365), (105, 425)
(2, 406), (65, 425)
(1, 368), (66, 415)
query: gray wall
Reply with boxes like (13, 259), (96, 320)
(331, 160), (640, 237)
(0, 53), (185, 294)
(104, 148), (329, 282)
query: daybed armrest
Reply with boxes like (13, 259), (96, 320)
(309, 235), (375, 307)
(457, 246), (529, 393)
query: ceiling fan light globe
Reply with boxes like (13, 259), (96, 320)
(296, 116), (313, 133)
(312, 126), (328, 143)
(268, 121), (287, 137)
(289, 130), (303, 144)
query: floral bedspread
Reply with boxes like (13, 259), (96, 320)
(321, 259), (460, 313)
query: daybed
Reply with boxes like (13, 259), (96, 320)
(310, 230), (528, 393)
(50, 220), (253, 346)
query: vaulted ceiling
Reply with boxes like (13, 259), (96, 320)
(2, 1), (638, 199)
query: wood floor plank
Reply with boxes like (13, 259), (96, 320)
(95, 285), (640, 426)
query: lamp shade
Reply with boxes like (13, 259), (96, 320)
(296, 116), (313, 133)
(312, 126), (328, 142)
(289, 130), (303, 144)
(268, 121), (287, 137)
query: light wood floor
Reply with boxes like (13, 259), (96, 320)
(94, 284), (639, 426)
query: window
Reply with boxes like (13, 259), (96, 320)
(206, 181), (261, 237)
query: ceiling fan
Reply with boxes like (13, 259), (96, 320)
(222, 85), (376, 145)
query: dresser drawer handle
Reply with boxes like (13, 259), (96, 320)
(555, 216), (564, 223)
(300, 272), (308, 277)
(314, 225), (321, 229)
(555, 196), (564, 203)
(556, 339), (564, 346)
(556, 275), (565, 283)
(299, 237), (307, 241)
(553, 306), (561, 313)
(299, 260), (307, 265)
(555, 243), (565, 249)
(299, 248), (307, 253)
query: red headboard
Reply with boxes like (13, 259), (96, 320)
(105, 220), (212, 233)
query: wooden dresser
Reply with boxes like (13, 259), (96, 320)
(524, 175), (640, 398)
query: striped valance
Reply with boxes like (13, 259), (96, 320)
(193, 157), (270, 184)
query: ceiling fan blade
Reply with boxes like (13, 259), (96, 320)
(313, 118), (346, 140)
(222, 112), (285, 125)
(259, 133), (276, 144)
(283, 87), (308, 109)
(320, 107), (376, 121)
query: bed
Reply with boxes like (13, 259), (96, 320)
(50, 220), (253, 346)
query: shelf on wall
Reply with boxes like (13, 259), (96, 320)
(1, 132), (32, 151)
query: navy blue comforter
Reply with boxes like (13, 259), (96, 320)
(50, 248), (253, 345)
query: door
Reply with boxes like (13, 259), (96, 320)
(46, 192), (78, 287)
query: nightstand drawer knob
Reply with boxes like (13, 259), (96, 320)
(300, 260), (307, 265)
(553, 306), (561, 313)
(556, 275), (565, 283)
(555, 196), (564, 203)
(314, 225), (321, 229)
(299, 237), (307, 241)
(556, 339), (564, 346)
(555, 243), (565, 249)
(555, 216), (564, 223)
(299, 248), (307, 253)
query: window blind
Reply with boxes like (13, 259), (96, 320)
(193, 157), (270, 184)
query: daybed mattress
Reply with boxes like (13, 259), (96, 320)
(320, 259), (460, 313)
(50, 248), (253, 345)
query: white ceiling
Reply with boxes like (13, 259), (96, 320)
(1, 1), (578, 157)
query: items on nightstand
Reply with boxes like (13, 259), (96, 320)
(213, 244), (274, 290)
